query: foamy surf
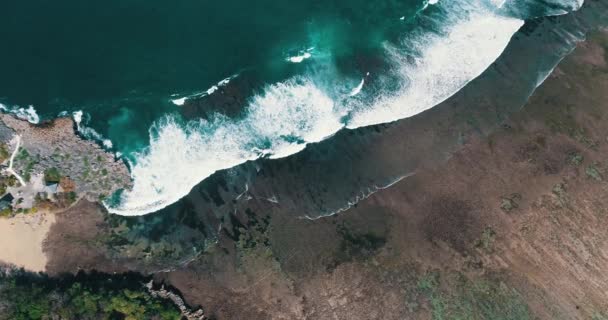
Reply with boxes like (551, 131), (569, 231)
(346, 11), (524, 128)
(107, 0), (586, 216)
(0, 103), (40, 124)
(171, 74), (239, 106)
(73, 111), (114, 150)
(286, 47), (315, 63)
(108, 78), (343, 215)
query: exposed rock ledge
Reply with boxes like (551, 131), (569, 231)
(0, 114), (131, 216)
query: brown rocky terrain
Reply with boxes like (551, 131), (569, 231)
(40, 28), (608, 320)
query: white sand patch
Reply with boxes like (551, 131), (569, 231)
(0, 213), (55, 272)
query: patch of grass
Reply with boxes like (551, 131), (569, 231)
(418, 272), (532, 320)
(17, 148), (29, 161)
(0, 144), (10, 163)
(586, 164), (603, 181)
(566, 151), (584, 166)
(476, 227), (497, 253)
(6, 175), (17, 187)
(0, 208), (12, 217)
(67, 191), (77, 204)
(44, 167), (62, 184)
(417, 271), (447, 320)
(23, 160), (37, 182)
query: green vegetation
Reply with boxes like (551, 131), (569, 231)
(67, 191), (78, 204)
(586, 164), (603, 181)
(6, 175), (17, 187)
(17, 149), (29, 161)
(417, 271), (532, 320)
(0, 207), (12, 218)
(0, 144), (10, 163)
(0, 270), (182, 320)
(566, 151), (584, 166)
(23, 160), (37, 182)
(82, 168), (90, 180)
(44, 167), (62, 184)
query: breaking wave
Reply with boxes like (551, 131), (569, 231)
(0, 103), (40, 124)
(73, 111), (114, 149)
(170, 74), (239, 106)
(107, 0), (585, 216)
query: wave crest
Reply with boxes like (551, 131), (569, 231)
(107, 0), (582, 216)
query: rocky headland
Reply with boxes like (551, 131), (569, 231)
(0, 114), (131, 216)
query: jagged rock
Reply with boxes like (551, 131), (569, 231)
(145, 281), (206, 320)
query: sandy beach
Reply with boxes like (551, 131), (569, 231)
(0, 212), (55, 272)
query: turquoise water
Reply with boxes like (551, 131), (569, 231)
(0, 0), (422, 151)
(0, 0), (587, 215)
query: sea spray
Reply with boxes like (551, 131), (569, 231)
(107, 0), (586, 216)
(0, 103), (40, 124)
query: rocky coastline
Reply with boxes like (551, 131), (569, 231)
(0, 114), (131, 216)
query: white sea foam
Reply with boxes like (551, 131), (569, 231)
(491, 0), (507, 9)
(171, 97), (187, 106)
(347, 9), (523, 128)
(73, 110), (114, 150)
(3, 105), (40, 124)
(171, 75), (238, 106)
(287, 52), (312, 63)
(108, 0), (578, 216)
(286, 48), (315, 63)
(348, 78), (366, 97)
(0, 104), (40, 124)
(108, 78), (343, 215)
(423, 0), (440, 10)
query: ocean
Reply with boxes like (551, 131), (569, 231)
(0, 0), (590, 216)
